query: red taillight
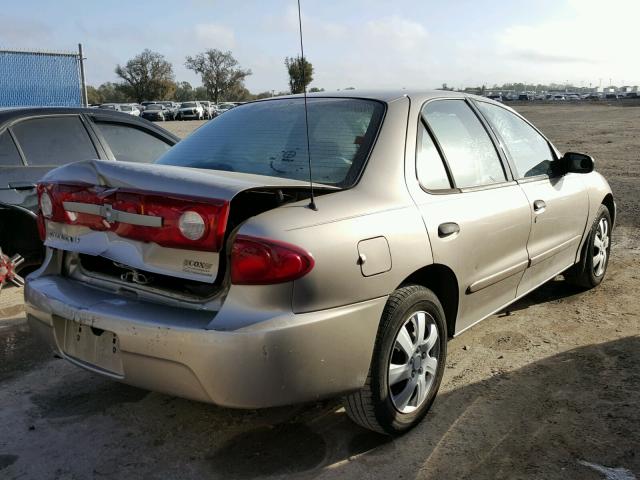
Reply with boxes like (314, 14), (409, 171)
(230, 235), (314, 285)
(36, 182), (229, 251)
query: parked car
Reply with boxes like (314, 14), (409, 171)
(0, 107), (179, 281)
(140, 103), (170, 121)
(176, 101), (204, 120)
(98, 103), (121, 111)
(118, 104), (140, 116)
(159, 101), (178, 120)
(216, 102), (236, 114)
(198, 100), (214, 119)
(26, 91), (614, 435)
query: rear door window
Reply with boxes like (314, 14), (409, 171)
(94, 122), (173, 163)
(475, 101), (555, 178)
(12, 116), (97, 166)
(416, 122), (451, 190)
(423, 100), (506, 188)
(0, 131), (23, 166)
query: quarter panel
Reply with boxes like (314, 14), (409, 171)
(238, 195), (433, 314)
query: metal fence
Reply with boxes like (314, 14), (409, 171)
(0, 44), (87, 108)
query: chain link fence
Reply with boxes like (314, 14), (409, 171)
(0, 46), (87, 107)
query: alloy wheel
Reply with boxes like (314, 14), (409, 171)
(593, 217), (609, 277)
(388, 311), (440, 413)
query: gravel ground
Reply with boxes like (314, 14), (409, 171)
(1, 104), (638, 480)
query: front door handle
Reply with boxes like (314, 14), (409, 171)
(533, 199), (546, 213)
(438, 222), (460, 238)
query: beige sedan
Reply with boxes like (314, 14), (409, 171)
(26, 91), (614, 435)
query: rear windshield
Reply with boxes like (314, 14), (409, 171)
(147, 104), (162, 110)
(156, 97), (385, 187)
(181, 102), (196, 108)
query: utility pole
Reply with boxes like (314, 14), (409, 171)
(78, 43), (88, 107)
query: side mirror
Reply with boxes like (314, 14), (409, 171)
(559, 152), (594, 174)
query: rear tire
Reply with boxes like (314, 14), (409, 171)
(565, 205), (612, 289)
(343, 285), (447, 435)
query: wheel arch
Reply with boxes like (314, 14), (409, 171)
(398, 264), (459, 337)
(0, 204), (44, 270)
(602, 193), (615, 227)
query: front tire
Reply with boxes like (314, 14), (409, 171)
(566, 204), (612, 289)
(344, 285), (447, 435)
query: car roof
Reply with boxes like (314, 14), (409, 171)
(0, 106), (122, 120)
(250, 89), (509, 110)
(0, 106), (180, 142)
(254, 89), (478, 104)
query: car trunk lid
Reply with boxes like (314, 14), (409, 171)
(38, 159), (319, 284)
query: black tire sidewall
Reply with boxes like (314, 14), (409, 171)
(370, 287), (447, 434)
(583, 206), (612, 287)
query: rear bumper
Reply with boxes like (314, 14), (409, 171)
(25, 275), (384, 408)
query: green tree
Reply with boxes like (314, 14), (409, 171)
(174, 81), (195, 101)
(86, 85), (103, 105)
(115, 49), (175, 102)
(226, 84), (254, 101)
(254, 91), (274, 99)
(185, 49), (251, 103)
(308, 87), (324, 93)
(97, 82), (130, 103)
(194, 86), (209, 99)
(285, 56), (313, 94)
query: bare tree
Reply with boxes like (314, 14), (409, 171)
(185, 49), (251, 103)
(115, 49), (175, 102)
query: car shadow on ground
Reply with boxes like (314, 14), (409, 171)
(496, 275), (586, 317)
(201, 337), (639, 479)
(9, 336), (636, 480)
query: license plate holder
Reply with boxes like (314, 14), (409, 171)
(57, 317), (124, 376)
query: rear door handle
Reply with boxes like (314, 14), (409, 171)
(438, 222), (460, 238)
(533, 199), (546, 213)
(8, 182), (36, 191)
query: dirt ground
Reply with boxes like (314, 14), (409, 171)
(1, 103), (638, 480)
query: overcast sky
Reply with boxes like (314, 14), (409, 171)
(1, 0), (638, 92)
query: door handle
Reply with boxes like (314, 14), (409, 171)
(533, 200), (546, 213)
(438, 222), (460, 238)
(8, 182), (36, 191)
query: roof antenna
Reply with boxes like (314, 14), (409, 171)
(296, 0), (317, 211)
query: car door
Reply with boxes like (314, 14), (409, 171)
(0, 129), (31, 209)
(410, 99), (532, 334)
(474, 100), (589, 296)
(6, 115), (100, 212)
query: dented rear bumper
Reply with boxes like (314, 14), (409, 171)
(25, 274), (384, 408)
